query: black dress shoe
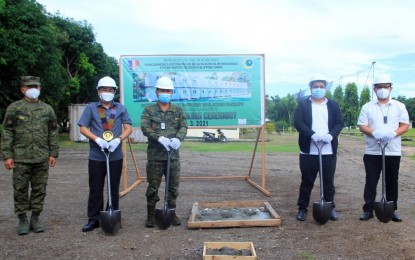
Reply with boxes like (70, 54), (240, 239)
(330, 209), (339, 221)
(359, 211), (374, 221)
(82, 221), (100, 232)
(392, 213), (402, 222)
(296, 209), (307, 221)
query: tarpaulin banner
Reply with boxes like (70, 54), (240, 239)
(119, 54), (265, 127)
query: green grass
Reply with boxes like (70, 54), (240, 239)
(127, 134), (299, 153)
(179, 139), (298, 153)
(298, 251), (315, 260)
(58, 133), (89, 149)
(402, 128), (415, 146)
(58, 128), (415, 155)
(58, 132), (300, 153)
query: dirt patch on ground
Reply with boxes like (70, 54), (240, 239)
(1, 134), (415, 259)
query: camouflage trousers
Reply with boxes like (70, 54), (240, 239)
(146, 160), (180, 206)
(13, 162), (49, 215)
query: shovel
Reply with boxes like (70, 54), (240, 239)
(374, 141), (394, 223)
(155, 150), (175, 230)
(312, 141), (333, 224)
(100, 149), (121, 235)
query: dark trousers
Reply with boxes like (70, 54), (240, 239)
(297, 154), (337, 210)
(146, 160), (180, 206)
(362, 154), (401, 212)
(87, 159), (123, 221)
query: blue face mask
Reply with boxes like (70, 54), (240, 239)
(311, 88), (326, 99)
(158, 93), (171, 103)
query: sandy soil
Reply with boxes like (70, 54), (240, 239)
(0, 134), (415, 259)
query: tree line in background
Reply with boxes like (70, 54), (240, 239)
(0, 0), (119, 126)
(266, 83), (415, 131)
(2, 0), (414, 133)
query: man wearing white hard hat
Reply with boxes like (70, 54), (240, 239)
(78, 76), (133, 232)
(141, 76), (188, 227)
(294, 75), (344, 222)
(357, 74), (409, 221)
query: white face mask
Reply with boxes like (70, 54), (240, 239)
(99, 93), (115, 102)
(25, 88), (40, 99)
(376, 88), (390, 99)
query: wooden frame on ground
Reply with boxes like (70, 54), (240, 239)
(119, 125), (271, 197)
(187, 200), (281, 229)
(203, 242), (257, 260)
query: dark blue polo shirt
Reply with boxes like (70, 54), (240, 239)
(78, 101), (132, 161)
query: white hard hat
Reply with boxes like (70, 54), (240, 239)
(96, 76), (118, 89)
(155, 76), (174, 90)
(308, 74), (327, 87)
(373, 74), (392, 86)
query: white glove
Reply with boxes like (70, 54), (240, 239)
(108, 138), (121, 152)
(321, 133), (333, 143)
(158, 136), (171, 151)
(311, 133), (323, 142)
(382, 131), (396, 142)
(372, 130), (384, 141)
(170, 138), (181, 150)
(95, 137), (109, 151)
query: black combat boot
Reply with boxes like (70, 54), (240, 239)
(30, 212), (44, 233)
(17, 213), (29, 235)
(145, 204), (156, 228)
(168, 203), (181, 226)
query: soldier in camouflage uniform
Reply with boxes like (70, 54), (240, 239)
(1, 76), (59, 235)
(141, 76), (187, 227)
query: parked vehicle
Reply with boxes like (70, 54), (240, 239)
(202, 129), (227, 142)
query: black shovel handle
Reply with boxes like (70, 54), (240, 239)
(163, 150), (172, 212)
(313, 141), (326, 199)
(102, 149), (114, 208)
(378, 141), (389, 198)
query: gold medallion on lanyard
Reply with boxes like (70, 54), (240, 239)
(102, 131), (114, 141)
(98, 105), (117, 141)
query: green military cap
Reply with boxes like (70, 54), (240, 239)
(21, 76), (41, 86)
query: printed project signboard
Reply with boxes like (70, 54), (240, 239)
(119, 54), (265, 127)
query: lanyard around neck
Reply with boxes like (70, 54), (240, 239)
(98, 105), (117, 131)
(377, 103), (390, 124)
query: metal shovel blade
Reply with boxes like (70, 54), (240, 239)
(374, 196), (394, 223)
(100, 206), (121, 235)
(155, 207), (175, 230)
(313, 198), (333, 225)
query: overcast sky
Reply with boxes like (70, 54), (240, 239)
(37, 0), (415, 98)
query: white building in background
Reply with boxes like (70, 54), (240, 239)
(69, 104), (88, 142)
(135, 73), (250, 102)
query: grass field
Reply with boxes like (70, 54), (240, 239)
(58, 127), (415, 155)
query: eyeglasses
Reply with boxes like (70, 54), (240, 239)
(26, 85), (40, 88)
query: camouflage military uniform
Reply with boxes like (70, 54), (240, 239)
(1, 99), (59, 215)
(141, 103), (187, 206)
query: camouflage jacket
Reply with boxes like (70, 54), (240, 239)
(141, 103), (187, 160)
(1, 99), (59, 163)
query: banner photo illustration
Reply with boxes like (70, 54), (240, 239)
(119, 55), (265, 127)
